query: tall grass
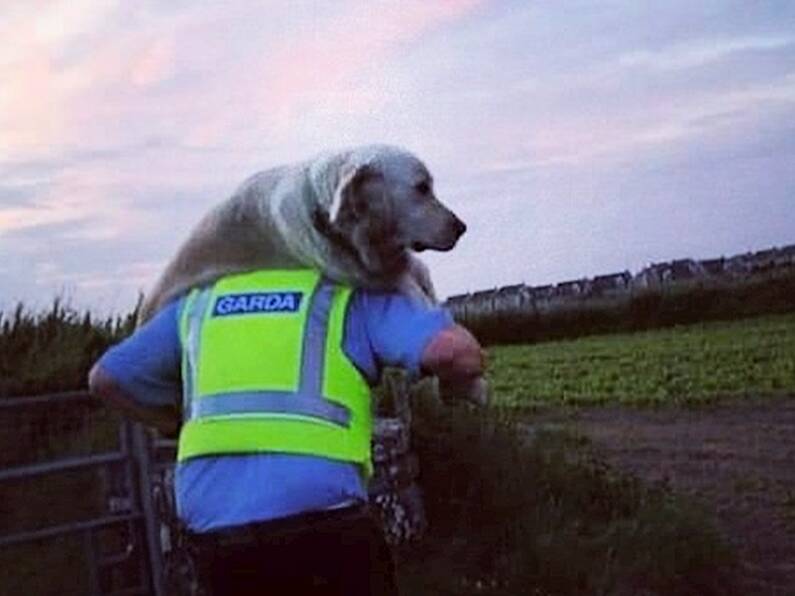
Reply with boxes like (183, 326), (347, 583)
(397, 390), (735, 595)
(0, 298), (137, 397)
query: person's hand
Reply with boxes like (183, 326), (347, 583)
(422, 324), (489, 406)
(88, 364), (180, 436)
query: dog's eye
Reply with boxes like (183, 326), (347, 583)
(415, 181), (431, 195)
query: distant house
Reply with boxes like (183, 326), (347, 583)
(632, 259), (705, 289)
(468, 289), (498, 318)
(493, 284), (528, 312)
(530, 284), (555, 300)
(749, 248), (778, 272)
(527, 284), (555, 312)
(444, 293), (468, 307)
(555, 278), (590, 298)
(444, 293), (470, 319)
(591, 271), (632, 296)
(443, 241), (794, 326)
(699, 257), (726, 276)
(775, 244), (795, 267)
(667, 259), (705, 282)
(725, 253), (752, 275)
(632, 263), (667, 290)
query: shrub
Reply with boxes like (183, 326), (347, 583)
(0, 299), (137, 397)
(397, 389), (736, 595)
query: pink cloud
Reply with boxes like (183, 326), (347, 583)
(0, 3), (189, 160)
(2, 1), (488, 160)
(255, 0), (487, 133)
(0, 52), (64, 158)
(0, 1), (137, 156)
(130, 37), (176, 87)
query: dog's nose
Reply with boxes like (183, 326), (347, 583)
(453, 217), (467, 238)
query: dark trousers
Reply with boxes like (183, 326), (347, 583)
(189, 505), (399, 596)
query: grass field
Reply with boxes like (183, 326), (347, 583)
(489, 312), (795, 407)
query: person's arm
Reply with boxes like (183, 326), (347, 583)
(355, 290), (489, 405)
(87, 299), (183, 436)
(88, 364), (179, 436)
(420, 323), (489, 405)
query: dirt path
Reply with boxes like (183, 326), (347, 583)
(537, 398), (795, 596)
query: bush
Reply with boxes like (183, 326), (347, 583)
(0, 299), (137, 397)
(397, 388), (736, 595)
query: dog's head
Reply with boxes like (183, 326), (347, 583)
(316, 146), (466, 278)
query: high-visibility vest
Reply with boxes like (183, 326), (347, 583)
(176, 269), (374, 477)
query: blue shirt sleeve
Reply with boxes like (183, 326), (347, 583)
(343, 291), (453, 381)
(96, 300), (182, 407)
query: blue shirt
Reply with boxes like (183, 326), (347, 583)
(99, 289), (451, 532)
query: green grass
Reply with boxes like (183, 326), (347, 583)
(489, 312), (795, 406)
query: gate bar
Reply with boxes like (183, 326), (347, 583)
(0, 451), (127, 482)
(0, 513), (142, 548)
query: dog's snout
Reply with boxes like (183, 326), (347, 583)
(452, 216), (467, 238)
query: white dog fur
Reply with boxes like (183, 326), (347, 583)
(138, 144), (467, 324)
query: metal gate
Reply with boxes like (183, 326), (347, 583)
(0, 392), (162, 596)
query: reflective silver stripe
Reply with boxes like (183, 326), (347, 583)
(184, 287), (213, 422)
(299, 279), (335, 398)
(187, 277), (352, 427)
(191, 391), (351, 426)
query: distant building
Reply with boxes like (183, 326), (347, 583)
(445, 294), (468, 306)
(591, 271), (632, 296)
(667, 259), (705, 282)
(529, 284), (556, 312)
(725, 253), (752, 275)
(530, 284), (555, 299)
(444, 293), (470, 318)
(632, 263), (667, 290)
(493, 284), (528, 312)
(468, 289), (497, 318)
(776, 244), (795, 267)
(555, 278), (591, 298)
(699, 257), (726, 276)
(632, 259), (705, 290)
(749, 248), (778, 272)
(441, 241), (794, 323)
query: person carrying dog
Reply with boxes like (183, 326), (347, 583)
(89, 268), (486, 595)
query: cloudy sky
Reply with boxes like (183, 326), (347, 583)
(1, 1), (794, 314)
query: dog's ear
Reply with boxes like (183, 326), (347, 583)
(329, 164), (376, 227)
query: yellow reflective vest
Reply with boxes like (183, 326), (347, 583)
(177, 270), (374, 477)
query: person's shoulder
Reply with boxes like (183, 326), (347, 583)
(348, 288), (452, 374)
(142, 295), (185, 328)
(350, 287), (440, 314)
(95, 295), (185, 406)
